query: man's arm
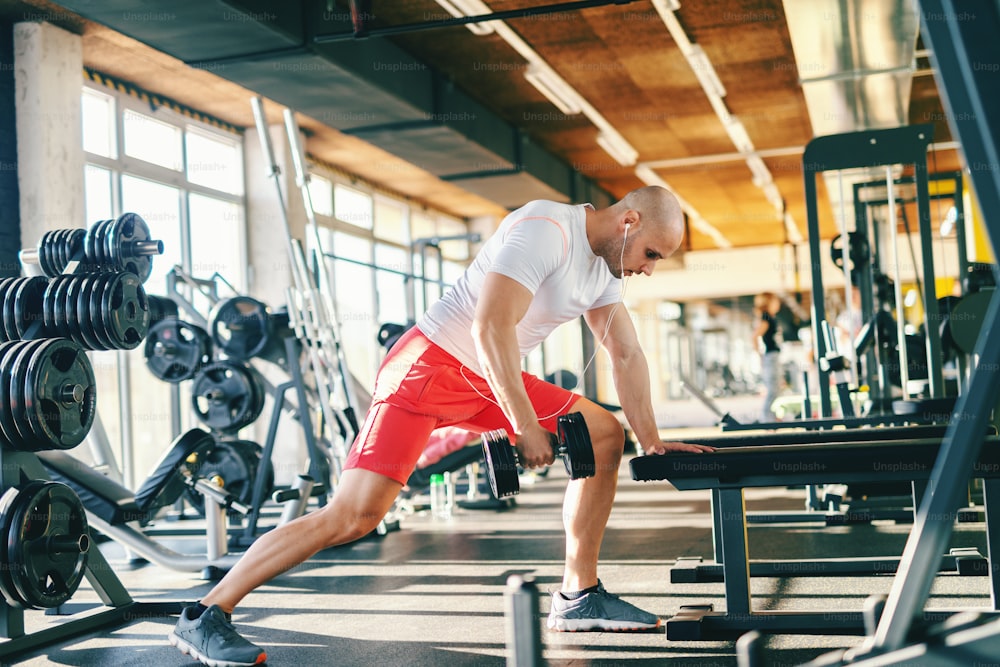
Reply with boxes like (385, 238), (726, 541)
(584, 303), (713, 455)
(471, 272), (555, 467)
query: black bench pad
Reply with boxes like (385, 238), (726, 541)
(630, 437), (1000, 490)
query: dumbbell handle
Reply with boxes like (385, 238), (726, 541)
(20, 239), (164, 264)
(128, 239), (165, 256)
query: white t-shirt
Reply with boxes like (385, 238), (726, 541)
(418, 199), (622, 375)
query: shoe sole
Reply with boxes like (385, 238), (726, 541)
(547, 618), (662, 632)
(169, 630), (267, 667)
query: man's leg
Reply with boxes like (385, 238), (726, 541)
(201, 468), (404, 613)
(545, 397), (660, 631)
(557, 398), (625, 591)
(170, 468), (406, 666)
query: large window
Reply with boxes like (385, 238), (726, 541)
(81, 83), (246, 487)
(305, 173), (478, 389)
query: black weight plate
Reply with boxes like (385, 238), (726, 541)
(143, 319), (211, 383)
(83, 221), (99, 271)
(52, 275), (75, 342)
(0, 277), (16, 342)
(37, 232), (54, 277)
(3, 277), (22, 342)
(50, 229), (65, 275)
(481, 429), (519, 498)
(8, 338), (49, 448)
(209, 296), (271, 361)
(65, 229), (86, 270)
(13, 275), (49, 341)
(41, 275), (61, 335)
(0, 484), (27, 605)
(46, 230), (63, 276)
(0, 341), (24, 446)
(74, 275), (104, 351)
(184, 439), (272, 517)
(102, 272), (149, 350)
(88, 275), (115, 350)
(558, 412), (595, 480)
(105, 215), (124, 272)
(63, 276), (87, 348)
(93, 219), (112, 268)
(24, 338), (96, 450)
(7, 480), (90, 609)
(114, 213), (155, 282)
(191, 361), (259, 433)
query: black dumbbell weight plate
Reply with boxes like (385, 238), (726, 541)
(83, 221), (102, 271)
(110, 213), (155, 283)
(0, 278), (16, 341)
(24, 338), (96, 450)
(50, 276), (75, 342)
(5, 480), (90, 609)
(88, 274), (115, 350)
(557, 412), (595, 480)
(13, 276), (49, 341)
(94, 219), (113, 267)
(8, 339), (49, 448)
(75, 276), (105, 351)
(0, 484), (23, 605)
(481, 429), (520, 498)
(0, 341), (23, 445)
(101, 272), (150, 350)
(143, 319), (212, 383)
(2, 277), (22, 342)
(62, 276), (86, 347)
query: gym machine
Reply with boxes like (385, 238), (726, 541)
(777, 1), (1000, 664)
(144, 267), (346, 544)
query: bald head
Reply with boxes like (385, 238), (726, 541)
(591, 186), (684, 278)
(613, 186), (683, 238)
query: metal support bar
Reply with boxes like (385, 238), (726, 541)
(314, 0), (641, 43)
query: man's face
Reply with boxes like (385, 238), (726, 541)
(599, 222), (681, 279)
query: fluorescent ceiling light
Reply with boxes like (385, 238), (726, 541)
(784, 212), (804, 244)
(651, 0), (682, 11)
(746, 154), (771, 186)
(724, 118), (754, 153)
(524, 65), (583, 115)
(597, 131), (638, 166)
(687, 45), (726, 98)
(434, 0), (495, 35)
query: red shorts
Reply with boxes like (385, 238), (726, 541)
(343, 326), (580, 484)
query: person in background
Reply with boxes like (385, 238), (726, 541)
(753, 292), (783, 422)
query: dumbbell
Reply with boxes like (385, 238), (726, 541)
(481, 412), (595, 498)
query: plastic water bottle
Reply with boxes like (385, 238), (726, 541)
(430, 473), (450, 519)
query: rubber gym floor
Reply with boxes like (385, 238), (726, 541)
(7, 395), (996, 666)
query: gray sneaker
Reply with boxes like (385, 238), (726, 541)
(169, 605), (267, 667)
(547, 581), (661, 632)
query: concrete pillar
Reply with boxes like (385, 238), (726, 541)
(243, 123), (305, 307)
(0, 22), (20, 277)
(244, 123), (310, 485)
(13, 21), (84, 249)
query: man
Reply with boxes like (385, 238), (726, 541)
(169, 185), (714, 666)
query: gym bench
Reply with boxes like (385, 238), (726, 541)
(39, 429), (243, 576)
(666, 425), (990, 581)
(630, 436), (1000, 640)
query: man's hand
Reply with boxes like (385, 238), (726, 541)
(515, 423), (557, 469)
(644, 441), (716, 456)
